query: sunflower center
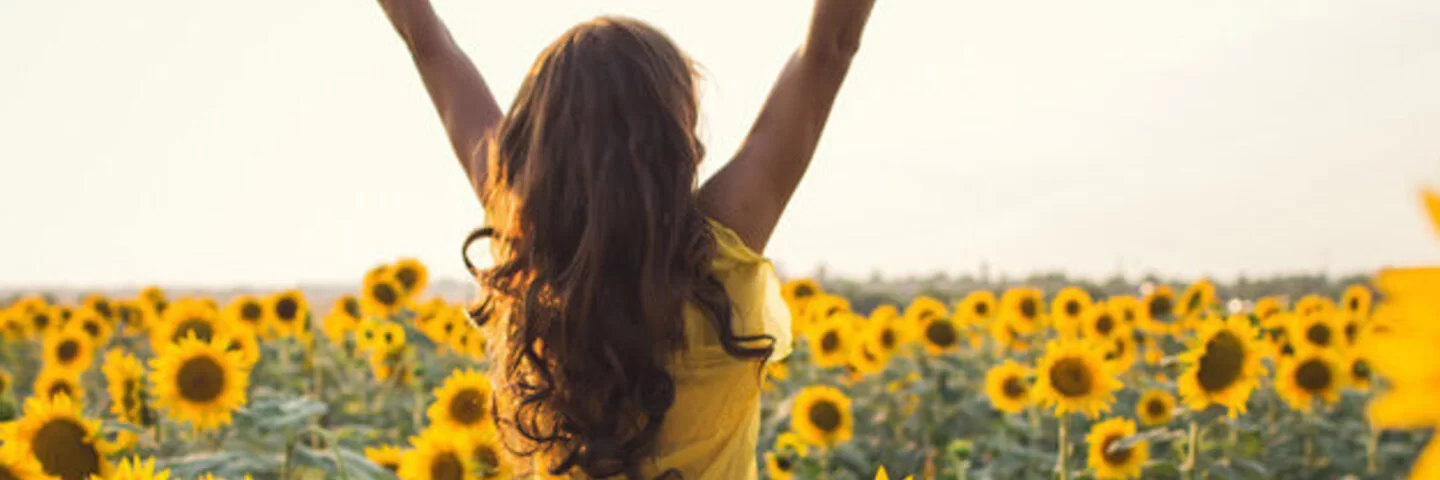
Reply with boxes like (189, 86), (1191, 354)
(776, 455), (794, 471)
(1295, 359), (1333, 392)
(276, 298), (299, 322)
(1344, 322), (1359, 344)
(172, 319), (214, 343)
(391, 268), (418, 292)
(1106, 339), (1127, 360)
(448, 388), (487, 426)
(1020, 299), (1037, 319)
(1352, 359), (1371, 380)
(373, 283), (399, 307)
(1145, 398), (1167, 417)
(820, 331), (840, 354)
(1001, 377), (1027, 399)
(94, 300), (112, 318)
(1280, 342), (1295, 357)
(381, 461), (399, 473)
(82, 321), (101, 339)
(48, 381), (73, 400)
(475, 444), (500, 478)
(1197, 331), (1244, 392)
(1049, 358), (1093, 397)
(430, 452), (465, 480)
(925, 321), (957, 347)
(1096, 314), (1115, 336)
(1149, 296), (1173, 319)
(177, 356), (226, 402)
(34, 313), (50, 330)
(344, 298), (361, 318)
(240, 302), (263, 323)
(32, 419), (101, 480)
(1185, 291), (1201, 313)
(1064, 301), (1081, 317)
(1305, 324), (1331, 347)
(975, 302), (990, 316)
(1348, 298), (1360, 311)
(122, 379), (139, 413)
(57, 340), (81, 363)
(880, 329), (896, 349)
(1101, 434), (1133, 465)
(808, 400), (842, 432)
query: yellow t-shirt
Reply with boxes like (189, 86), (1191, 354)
(532, 218), (794, 479)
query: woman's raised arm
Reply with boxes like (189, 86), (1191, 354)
(379, 0), (503, 201)
(698, 0), (877, 253)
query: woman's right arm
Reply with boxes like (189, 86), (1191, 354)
(379, 0), (503, 201)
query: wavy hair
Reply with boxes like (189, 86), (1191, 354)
(464, 17), (773, 479)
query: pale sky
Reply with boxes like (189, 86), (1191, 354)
(3, 1), (1440, 289)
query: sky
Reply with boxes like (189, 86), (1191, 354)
(2, 1), (1440, 289)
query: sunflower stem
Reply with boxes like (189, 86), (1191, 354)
(1366, 428), (1380, 474)
(1183, 419), (1198, 478)
(1056, 415), (1069, 480)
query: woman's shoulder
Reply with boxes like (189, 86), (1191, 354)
(678, 218), (794, 362)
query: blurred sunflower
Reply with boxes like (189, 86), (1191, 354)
(426, 369), (493, 431)
(1276, 347), (1345, 411)
(1138, 286), (1177, 336)
(219, 332), (261, 368)
(116, 299), (148, 333)
(0, 393), (113, 479)
(80, 294), (114, 323)
(1135, 390), (1175, 426)
(1345, 350), (1371, 392)
(322, 297), (361, 345)
(377, 322), (407, 353)
(782, 278), (822, 308)
(0, 443), (48, 480)
(102, 349), (147, 425)
(764, 431), (808, 480)
(28, 307), (57, 339)
(1051, 287), (1093, 338)
(369, 348), (408, 384)
(1000, 287), (1045, 334)
(355, 320), (382, 354)
(864, 315), (905, 359)
(222, 295), (265, 337)
(1288, 312), (1340, 351)
(1033, 340), (1122, 418)
(1295, 295), (1337, 317)
(152, 299), (219, 347)
(70, 310), (112, 348)
(106, 456), (170, 480)
(807, 316), (854, 369)
(362, 274), (407, 320)
(1081, 301), (1120, 341)
(956, 290), (997, 324)
(983, 360), (1031, 414)
(1085, 417), (1148, 479)
(264, 290), (308, 338)
(763, 452), (796, 480)
(848, 341), (888, 376)
(449, 328), (485, 360)
(462, 425), (510, 480)
(790, 386), (853, 447)
(1177, 314), (1263, 416)
(799, 294), (851, 336)
(988, 315), (1030, 354)
(1175, 279), (1216, 320)
(43, 327), (94, 375)
(398, 426), (477, 480)
(1338, 284), (1371, 318)
(903, 296), (948, 326)
(1252, 296), (1286, 325)
(391, 258), (430, 299)
(0, 368), (10, 396)
(0, 310), (26, 341)
(149, 335), (250, 431)
(363, 445), (404, 474)
(33, 368), (83, 403)
(1103, 331), (1138, 375)
(919, 315), (962, 356)
(1107, 295), (1141, 328)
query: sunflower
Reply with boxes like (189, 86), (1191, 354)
(0, 309), (27, 341)
(0, 443), (49, 480)
(1135, 390), (1176, 427)
(1103, 330), (1138, 375)
(355, 320), (382, 354)
(463, 426), (510, 479)
(102, 349), (147, 425)
(1000, 287), (1046, 334)
(983, 360), (1031, 414)
(956, 290), (997, 324)
(1081, 301), (1121, 341)
(377, 322), (407, 353)
(1033, 340), (1122, 418)
(322, 296), (361, 345)
(799, 294), (851, 336)
(264, 290), (309, 338)
(364, 445), (404, 474)
(219, 331), (261, 368)
(426, 369), (493, 431)
(1051, 287), (1093, 338)
(1252, 296), (1286, 324)
(806, 315), (855, 368)
(918, 315), (962, 356)
(33, 367), (84, 403)
(988, 315), (1030, 354)
(0, 368), (11, 396)
(105, 456), (170, 480)
(361, 273), (407, 320)
(391, 258), (430, 300)
(1295, 295), (1337, 317)
(1345, 350), (1371, 392)
(1106, 296), (1141, 329)
(1138, 286), (1178, 335)
(782, 279), (823, 326)
(149, 335), (250, 431)
(27, 307), (58, 339)
(43, 328), (95, 375)
(369, 348), (409, 384)
(398, 426), (477, 480)
(848, 341), (888, 376)
(115, 300), (148, 333)
(790, 386), (853, 447)
(903, 296), (948, 326)
(764, 451), (797, 480)
(222, 295), (265, 337)
(1085, 417), (1148, 479)
(69, 310), (112, 348)
(0, 393), (113, 479)
(80, 294), (114, 323)
(1276, 347), (1346, 411)
(1175, 279), (1216, 319)
(864, 315), (906, 359)
(449, 328), (485, 360)
(152, 299), (219, 348)
(1176, 314), (1263, 416)
(1287, 312), (1340, 351)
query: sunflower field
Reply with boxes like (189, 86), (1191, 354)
(5, 195), (1440, 480)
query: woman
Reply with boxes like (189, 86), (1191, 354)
(377, 1), (875, 478)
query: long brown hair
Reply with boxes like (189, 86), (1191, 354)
(466, 17), (772, 479)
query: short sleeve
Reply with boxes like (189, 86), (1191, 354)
(704, 218), (794, 362)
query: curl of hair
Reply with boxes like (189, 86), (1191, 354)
(465, 17), (773, 479)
